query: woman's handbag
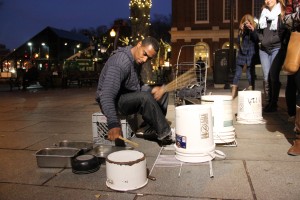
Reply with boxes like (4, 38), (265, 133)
(282, 31), (300, 74)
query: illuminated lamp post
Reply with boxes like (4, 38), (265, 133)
(110, 28), (119, 50)
(74, 44), (80, 54)
(110, 28), (116, 37)
(41, 43), (49, 59)
(27, 42), (33, 58)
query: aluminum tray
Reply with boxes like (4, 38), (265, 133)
(36, 147), (82, 168)
(56, 140), (94, 153)
(87, 145), (133, 158)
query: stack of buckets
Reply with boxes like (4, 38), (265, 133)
(201, 95), (236, 144)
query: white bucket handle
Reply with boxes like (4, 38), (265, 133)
(209, 149), (226, 160)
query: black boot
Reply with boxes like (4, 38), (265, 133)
(263, 81), (270, 107)
(250, 66), (256, 90)
(264, 81), (281, 112)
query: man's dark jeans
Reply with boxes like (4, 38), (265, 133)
(117, 85), (170, 139)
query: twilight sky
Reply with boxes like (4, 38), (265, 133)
(0, 0), (171, 50)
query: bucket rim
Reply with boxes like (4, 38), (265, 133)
(175, 104), (212, 111)
(238, 90), (261, 94)
(201, 95), (232, 101)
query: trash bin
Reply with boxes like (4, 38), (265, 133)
(213, 49), (236, 87)
(213, 49), (229, 85)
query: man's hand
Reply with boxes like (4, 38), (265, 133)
(151, 86), (165, 101)
(107, 127), (122, 141)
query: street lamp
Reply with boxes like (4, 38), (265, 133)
(110, 28), (119, 50)
(41, 43), (49, 59)
(73, 44), (79, 54)
(110, 29), (116, 37)
(27, 42), (32, 58)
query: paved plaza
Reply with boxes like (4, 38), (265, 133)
(0, 77), (300, 200)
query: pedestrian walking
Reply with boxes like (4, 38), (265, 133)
(196, 56), (206, 84)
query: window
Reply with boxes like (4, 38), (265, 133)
(223, 0), (237, 22)
(253, 0), (264, 19)
(195, 0), (209, 23)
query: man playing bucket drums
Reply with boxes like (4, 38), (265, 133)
(96, 36), (175, 145)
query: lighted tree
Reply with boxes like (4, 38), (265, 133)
(129, 0), (151, 45)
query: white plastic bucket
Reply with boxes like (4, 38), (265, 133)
(106, 150), (148, 191)
(175, 105), (216, 163)
(201, 95), (235, 144)
(237, 91), (265, 124)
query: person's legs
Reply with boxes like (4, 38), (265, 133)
(259, 50), (272, 82)
(246, 65), (253, 89)
(231, 64), (243, 98)
(117, 91), (171, 140)
(287, 69), (300, 156)
(285, 74), (297, 117)
(295, 70), (300, 107)
(260, 49), (279, 105)
(232, 64), (243, 85)
(295, 69), (300, 132)
(250, 65), (256, 90)
(264, 48), (284, 112)
(141, 84), (169, 115)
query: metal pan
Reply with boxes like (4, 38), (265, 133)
(55, 140), (94, 153)
(87, 145), (133, 158)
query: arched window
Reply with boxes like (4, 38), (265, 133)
(194, 42), (210, 67)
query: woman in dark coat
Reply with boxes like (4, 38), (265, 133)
(231, 14), (259, 98)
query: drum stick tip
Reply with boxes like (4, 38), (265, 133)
(118, 136), (139, 147)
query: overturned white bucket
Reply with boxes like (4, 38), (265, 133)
(175, 105), (217, 163)
(106, 150), (148, 191)
(237, 91), (265, 124)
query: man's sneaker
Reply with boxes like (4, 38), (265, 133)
(135, 125), (157, 140)
(158, 128), (176, 146)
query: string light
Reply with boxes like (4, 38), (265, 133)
(129, 0), (151, 42)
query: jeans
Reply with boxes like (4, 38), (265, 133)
(259, 48), (280, 82)
(232, 64), (254, 86)
(117, 85), (170, 139)
(269, 48), (287, 83)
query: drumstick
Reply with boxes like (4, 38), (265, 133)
(118, 136), (139, 147)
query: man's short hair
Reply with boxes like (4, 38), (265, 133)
(141, 36), (160, 53)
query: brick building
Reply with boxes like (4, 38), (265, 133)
(170, 0), (264, 68)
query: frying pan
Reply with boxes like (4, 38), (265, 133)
(71, 154), (100, 174)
